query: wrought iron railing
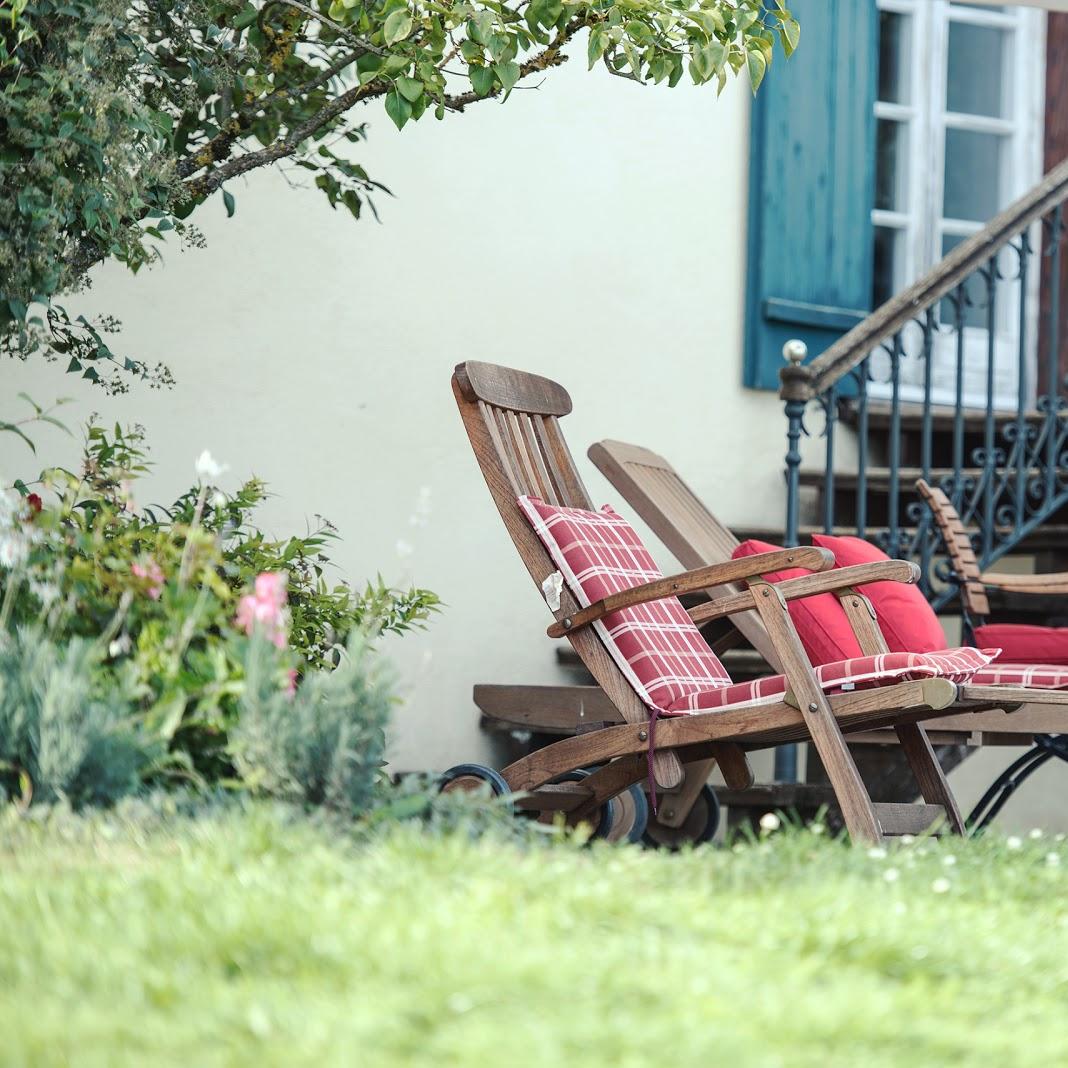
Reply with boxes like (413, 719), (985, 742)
(780, 158), (1068, 609)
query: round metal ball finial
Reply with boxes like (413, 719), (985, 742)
(783, 339), (808, 365)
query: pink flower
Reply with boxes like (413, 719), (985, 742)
(286, 668), (298, 697)
(236, 571), (288, 649)
(131, 558), (165, 600)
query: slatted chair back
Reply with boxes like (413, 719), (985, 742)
(588, 439), (782, 670)
(915, 480), (990, 620)
(452, 361), (683, 786)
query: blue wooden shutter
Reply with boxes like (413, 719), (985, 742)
(743, 0), (878, 391)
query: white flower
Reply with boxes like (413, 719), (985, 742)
(194, 450), (228, 483)
(884, 867), (900, 883)
(867, 846), (887, 860)
(211, 491), (227, 508)
(1029, 828), (1044, 840)
(1007, 836), (1022, 851)
(900, 834), (915, 846)
(0, 534), (27, 569)
(1046, 852), (1061, 867)
(29, 580), (59, 606)
(395, 539), (414, 559)
(759, 812), (781, 833)
(108, 634), (131, 658)
(809, 822), (825, 837)
(931, 877), (951, 894)
(942, 855), (956, 867)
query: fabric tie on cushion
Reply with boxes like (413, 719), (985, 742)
(517, 495), (732, 808)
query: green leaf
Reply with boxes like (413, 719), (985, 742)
(221, 189), (235, 218)
(396, 76), (424, 103)
(588, 25), (609, 69)
(746, 47), (767, 93)
(469, 65), (495, 97)
(232, 4), (258, 30)
(493, 61), (520, 94)
(778, 16), (800, 57)
(384, 90), (413, 130)
(383, 9), (413, 45)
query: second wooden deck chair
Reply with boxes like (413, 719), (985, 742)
(446, 361), (1068, 845)
(586, 440), (1068, 823)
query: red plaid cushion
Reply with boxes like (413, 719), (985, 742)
(517, 496), (730, 712)
(665, 647), (999, 715)
(970, 663), (1068, 689)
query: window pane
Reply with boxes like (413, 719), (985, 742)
(873, 226), (904, 309)
(875, 119), (909, 212)
(947, 22), (1008, 117)
(943, 128), (1003, 221)
(878, 11), (910, 104)
(940, 233), (988, 329)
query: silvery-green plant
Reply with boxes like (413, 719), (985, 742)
(229, 632), (393, 814)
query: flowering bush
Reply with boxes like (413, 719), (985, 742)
(0, 421), (439, 783)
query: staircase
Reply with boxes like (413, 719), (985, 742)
(778, 158), (1068, 622)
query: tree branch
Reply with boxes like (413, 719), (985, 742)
(444, 18), (585, 111)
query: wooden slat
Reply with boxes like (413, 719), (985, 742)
(530, 415), (567, 504)
(455, 360), (573, 415)
(474, 684), (623, 733)
(873, 802), (946, 837)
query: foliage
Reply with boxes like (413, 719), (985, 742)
(0, 0), (797, 387)
(0, 809), (1066, 1065)
(0, 628), (157, 807)
(230, 631), (393, 812)
(0, 421), (438, 778)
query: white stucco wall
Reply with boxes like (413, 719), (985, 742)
(3, 47), (1061, 830)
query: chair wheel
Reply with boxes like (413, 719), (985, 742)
(604, 784), (650, 844)
(550, 768), (614, 840)
(438, 764), (512, 810)
(642, 784), (720, 850)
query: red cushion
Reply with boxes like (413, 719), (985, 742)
(731, 539), (863, 665)
(971, 662), (1068, 688)
(517, 497), (730, 713)
(972, 624), (1068, 666)
(666, 647), (999, 715)
(811, 534), (948, 654)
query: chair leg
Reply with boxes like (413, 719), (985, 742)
(894, 723), (966, 835)
(751, 581), (883, 843)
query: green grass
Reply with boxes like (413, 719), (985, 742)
(1, 802), (1067, 1067)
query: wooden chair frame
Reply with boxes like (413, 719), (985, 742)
(917, 479), (1068, 630)
(453, 362), (1068, 843)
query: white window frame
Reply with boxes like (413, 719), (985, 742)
(871, 0), (1046, 408)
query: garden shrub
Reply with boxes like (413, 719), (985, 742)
(230, 633), (393, 814)
(0, 628), (156, 807)
(0, 418), (439, 797)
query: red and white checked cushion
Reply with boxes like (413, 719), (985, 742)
(517, 496), (730, 712)
(665, 647), (1000, 715)
(970, 663), (1068, 689)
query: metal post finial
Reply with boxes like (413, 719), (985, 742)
(783, 338), (808, 365)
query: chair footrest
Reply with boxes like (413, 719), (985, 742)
(873, 802), (946, 837)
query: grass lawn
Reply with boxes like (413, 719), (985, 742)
(1, 801), (1067, 1067)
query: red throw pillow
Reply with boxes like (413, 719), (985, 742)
(731, 539), (862, 665)
(811, 534), (948, 654)
(972, 623), (1068, 666)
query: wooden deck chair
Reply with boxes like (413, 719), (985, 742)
(916, 479), (1068, 826)
(447, 361), (1068, 844)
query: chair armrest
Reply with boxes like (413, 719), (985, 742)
(546, 547), (833, 638)
(978, 571), (1068, 595)
(688, 560), (920, 626)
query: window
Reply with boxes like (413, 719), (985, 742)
(871, 1), (1045, 407)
